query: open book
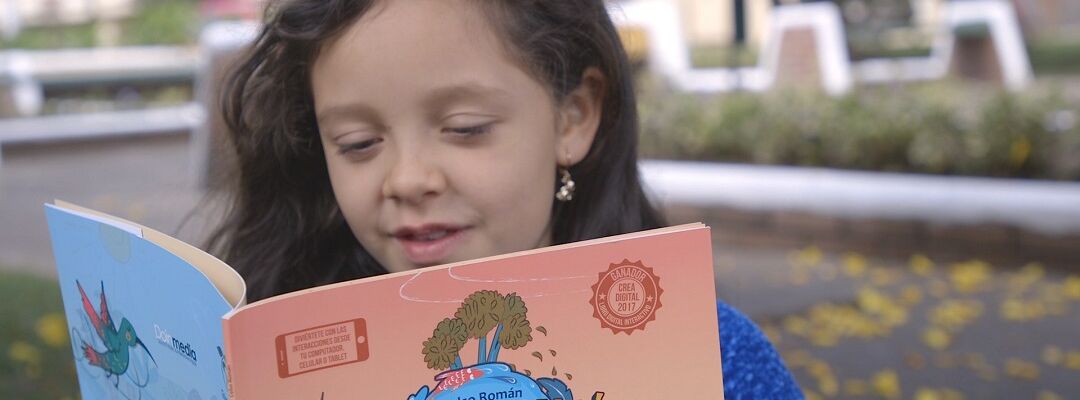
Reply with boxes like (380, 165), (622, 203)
(45, 200), (724, 400)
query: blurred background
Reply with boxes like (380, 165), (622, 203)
(1, 0), (1078, 399)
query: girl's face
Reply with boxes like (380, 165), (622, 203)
(311, 0), (600, 272)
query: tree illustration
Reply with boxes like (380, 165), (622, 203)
(421, 291), (534, 371)
(490, 293), (531, 361)
(455, 290), (504, 363)
(422, 318), (467, 370)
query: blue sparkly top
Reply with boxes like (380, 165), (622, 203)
(717, 301), (803, 399)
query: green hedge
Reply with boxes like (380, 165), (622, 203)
(638, 79), (1080, 180)
(0, 271), (78, 400)
(1027, 39), (1080, 76)
(0, 0), (198, 49)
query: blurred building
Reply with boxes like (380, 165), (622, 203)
(200, 0), (262, 20)
(1013, 0), (1080, 38)
(674, 0), (773, 50)
(670, 0), (939, 58)
(669, 0), (1080, 52)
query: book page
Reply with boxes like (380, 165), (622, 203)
(223, 224), (724, 399)
(46, 204), (236, 400)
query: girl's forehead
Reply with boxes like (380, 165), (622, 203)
(318, 0), (502, 65)
(310, 0), (544, 116)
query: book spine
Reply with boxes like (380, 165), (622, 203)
(222, 318), (239, 400)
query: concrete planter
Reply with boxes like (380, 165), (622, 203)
(642, 160), (1080, 261)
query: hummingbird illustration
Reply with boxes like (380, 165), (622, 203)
(77, 280), (157, 386)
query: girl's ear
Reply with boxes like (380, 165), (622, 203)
(556, 67), (606, 166)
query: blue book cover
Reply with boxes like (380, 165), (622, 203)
(45, 203), (242, 400)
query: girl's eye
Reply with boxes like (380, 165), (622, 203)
(337, 138), (383, 155)
(443, 124), (492, 137)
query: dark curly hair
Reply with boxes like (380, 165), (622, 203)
(206, 0), (665, 302)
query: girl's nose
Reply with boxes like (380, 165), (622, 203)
(381, 149), (447, 204)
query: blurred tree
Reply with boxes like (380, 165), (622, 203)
(122, 0), (199, 46)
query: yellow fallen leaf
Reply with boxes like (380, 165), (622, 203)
(1004, 358), (1040, 380)
(813, 302), (890, 340)
(1023, 301), (1047, 321)
(791, 246), (823, 268)
(857, 287), (887, 313)
(923, 327), (951, 350)
(1007, 263), (1044, 293)
(949, 260), (992, 294)
(879, 306), (909, 328)
(930, 299), (983, 331)
(1064, 276), (1080, 300)
(914, 388), (941, 400)
(910, 254), (935, 276)
(783, 316), (810, 336)
(809, 331), (839, 347)
(7, 341), (42, 366)
(1038, 390), (1064, 400)
(870, 268), (902, 287)
(855, 287), (909, 328)
(807, 360), (834, 381)
(871, 369), (901, 400)
(1065, 352), (1080, 370)
(818, 375), (838, 397)
(1000, 298), (1026, 321)
(843, 253), (867, 278)
(35, 313), (69, 348)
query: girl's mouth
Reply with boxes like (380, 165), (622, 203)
(393, 225), (469, 267)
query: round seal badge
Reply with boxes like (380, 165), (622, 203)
(589, 259), (663, 335)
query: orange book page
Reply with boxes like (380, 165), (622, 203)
(223, 225), (723, 399)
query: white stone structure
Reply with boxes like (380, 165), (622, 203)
(611, 0), (1032, 94)
(609, 0), (853, 95)
(856, 0), (1033, 89)
(757, 2), (854, 96)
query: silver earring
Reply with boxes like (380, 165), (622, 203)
(556, 168), (576, 202)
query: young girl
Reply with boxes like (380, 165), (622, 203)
(208, 0), (801, 398)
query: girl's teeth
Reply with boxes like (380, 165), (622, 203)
(418, 231), (448, 241)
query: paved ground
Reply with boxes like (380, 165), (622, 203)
(0, 134), (217, 274)
(2, 135), (1077, 399)
(704, 241), (1080, 400)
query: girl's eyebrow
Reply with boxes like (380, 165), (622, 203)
(316, 102), (381, 129)
(423, 83), (511, 112)
(316, 83), (511, 129)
